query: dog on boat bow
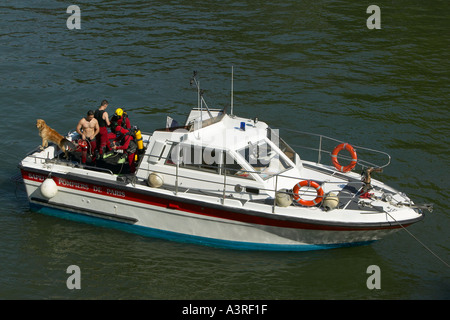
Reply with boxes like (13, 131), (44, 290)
(36, 119), (75, 159)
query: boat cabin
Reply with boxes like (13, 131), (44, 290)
(136, 108), (302, 201)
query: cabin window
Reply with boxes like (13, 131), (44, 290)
(267, 128), (296, 164)
(165, 145), (254, 180)
(223, 152), (254, 180)
(165, 144), (221, 174)
(148, 140), (166, 164)
(237, 140), (292, 179)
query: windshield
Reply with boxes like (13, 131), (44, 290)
(238, 140), (292, 180)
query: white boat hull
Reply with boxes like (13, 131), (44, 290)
(21, 169), (412, 251)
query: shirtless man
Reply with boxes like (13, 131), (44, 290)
(76, 110), (99, 164)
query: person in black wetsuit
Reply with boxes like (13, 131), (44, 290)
(94, 99), (112, 158)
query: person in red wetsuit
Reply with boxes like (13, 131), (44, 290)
(94, 99), (112, 158)
(108, 108), (131, 141)
(112, 132), (137, 173)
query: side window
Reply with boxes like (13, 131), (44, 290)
(223, 152), (253, 179)
(165, 144), (221, 174)
(165, 146), (253, 179)
(164, 143), (177, 165)
(267, 128), (296, 164)
(237, 140), (292, 180)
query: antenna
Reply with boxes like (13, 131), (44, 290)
(190, 71), (213, 122)
(230, 65), (234, 116)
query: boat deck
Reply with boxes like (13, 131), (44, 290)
(55, 146), (138, 175)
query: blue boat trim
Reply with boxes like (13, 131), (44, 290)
(30, 197), (138, 224)
(29, 202), (375, 251)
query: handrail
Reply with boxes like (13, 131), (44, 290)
(22, 130), (153, 176)
(23, 130), (377, 213)
(277, 128), (391, 169)
(22, 146), (115, 175)
(134, 127), (391, 213)
(138, 157), (364, 208)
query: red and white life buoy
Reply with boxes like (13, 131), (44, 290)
(331, 143), (357, 173)
(293, 180), (324, 206)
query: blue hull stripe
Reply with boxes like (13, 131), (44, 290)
(29, 203), (374, 251)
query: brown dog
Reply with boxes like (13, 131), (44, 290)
(36, 119), (75, 158)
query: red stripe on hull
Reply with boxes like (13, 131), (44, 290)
(21, 170), (405, 232)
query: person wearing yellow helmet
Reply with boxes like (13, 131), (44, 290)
(115, 108), (124, 117)
(110, 107), (131, 137)
(104, 107), (132, 159)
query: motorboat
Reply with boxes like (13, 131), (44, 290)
(18, 73), (432, 251)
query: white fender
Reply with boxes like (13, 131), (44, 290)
(148, 172), (163, 188)
(40, 178), (58, 199)
(323, 192), (339, 211)
(275, 189), (293, 207)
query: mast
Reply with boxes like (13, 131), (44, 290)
(230, 65), (234, 116)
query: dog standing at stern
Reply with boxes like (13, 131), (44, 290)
(36, 119), (75, 158)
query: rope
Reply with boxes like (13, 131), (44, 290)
(386, 211), (449, 268)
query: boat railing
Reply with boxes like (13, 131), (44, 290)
(271, 128), (391, 170)
(22, 130), (154, 176)
(137, 153), (364, 213)
(22, 146), (115, 176)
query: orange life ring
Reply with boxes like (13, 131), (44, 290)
(331, 143), (357, 173)
(293, 180), (324, 206)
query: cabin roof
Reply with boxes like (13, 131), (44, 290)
(181, 114), (269, 151)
